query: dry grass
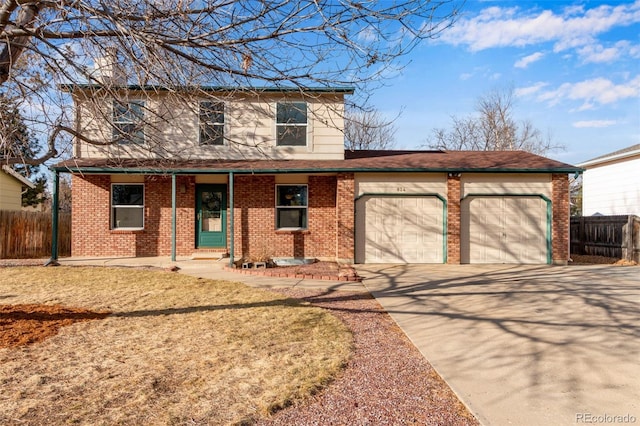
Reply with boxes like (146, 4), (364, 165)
(0, 267), (352, 425)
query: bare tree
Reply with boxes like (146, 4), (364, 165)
(427, 87), (564, 155)
(570, 174), (583, 216)
(0, 0), (461, 166)
(344, 106), (397, 150)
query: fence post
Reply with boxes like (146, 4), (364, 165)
(578, 216), (585, 255)
(625, 215), (634, 262)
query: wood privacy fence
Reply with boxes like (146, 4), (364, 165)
(570, 215), (640, 262)
(0, 210), (71, 259)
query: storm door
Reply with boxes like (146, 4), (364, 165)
(196, 184), (227, 248)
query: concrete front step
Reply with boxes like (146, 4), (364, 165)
(191, 250), (228, 260)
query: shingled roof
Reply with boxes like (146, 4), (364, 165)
(53, 150), (581, 174)
(578, 144), (640, 167)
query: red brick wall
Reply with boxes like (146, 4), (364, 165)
(336, 173), (355, 263)
(552, 173), (570, 264)
(231, 175), (342, 261)
(447, 174), (461, 264)
(72, 172), (567, 265)
(71, 174), (195, 257)
(72, 173), (347, 260)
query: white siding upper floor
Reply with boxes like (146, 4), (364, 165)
(71, 88), (350, 161)
(579, 145), (640, 216)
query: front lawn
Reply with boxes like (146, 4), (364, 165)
(0, 267), (352, 425)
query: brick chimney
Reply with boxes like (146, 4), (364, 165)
(93, 47), (126, 85)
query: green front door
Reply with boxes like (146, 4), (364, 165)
(196, 184), (227, 248)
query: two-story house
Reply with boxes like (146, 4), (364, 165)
(52, 76), (580, 265)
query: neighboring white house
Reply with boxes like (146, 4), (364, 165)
(0, 165), (35, 211)
(578, 144), (640, 216)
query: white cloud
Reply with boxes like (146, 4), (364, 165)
(536, 75), (640, 109)
(440, 1), (640, 52)
(515, 82), (548, 97)
(460, 72), (473, 80)
(577, 40), (640, 63)
(357, 26), (379, 42)
(573, 120), (617, 128)
(514, 52), (544, 68)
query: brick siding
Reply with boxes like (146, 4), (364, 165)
(336, 173), (355, 263)
(72, 173), (354, 261)
(71, 172), (568, 265)
(71, 174), (195, 257)
(446, 174), (461, 264)
(551, 173), (570, 264)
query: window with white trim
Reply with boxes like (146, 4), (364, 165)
(113, 100), (145, 144)
(199, 101), (225, 145)
(276, 185), (308, 229)
(111, 184), (144, 229)
(276, 102), (307, 146)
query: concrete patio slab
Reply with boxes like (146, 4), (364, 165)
(357, 264), (640, 426)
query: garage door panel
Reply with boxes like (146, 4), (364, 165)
(358, 196), (444, 263)
(464, 196), (548, 264)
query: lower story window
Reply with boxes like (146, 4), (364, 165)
(111, 184), (144, 229)
(276, 185), (308, 229)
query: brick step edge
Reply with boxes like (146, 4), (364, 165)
(223, 266), (362, 282)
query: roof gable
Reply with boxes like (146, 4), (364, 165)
(578, 144), (640, 167)
(1, 166), (35, 188)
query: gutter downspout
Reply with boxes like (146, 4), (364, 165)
(45, 170), (60, 266)
(171, 174), (176, 262)
(229, 172), (234, 267)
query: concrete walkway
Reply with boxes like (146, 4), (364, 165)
(356, 264), (640, 426)
(59, 256), (368, 292)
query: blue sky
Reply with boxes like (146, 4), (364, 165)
(369, 0), (640, 165)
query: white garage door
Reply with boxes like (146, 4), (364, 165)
(356, 196), (444, 263)
(462, 196), (549, 264)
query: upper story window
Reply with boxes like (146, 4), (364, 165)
(113, 100), (145, 145)
(276, 102), (307, 146)
(111, 183), (144, 229)
(199, 101), (225, 145)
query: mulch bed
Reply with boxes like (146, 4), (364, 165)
(0, 304), (110, 348)
(570, 254), (637, 266)
(229, 260), (362, 281)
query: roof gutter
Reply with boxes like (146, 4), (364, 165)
(52, 166), (584, 175)
(60, 84), (355, 95)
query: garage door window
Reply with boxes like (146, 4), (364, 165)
(276, 185), (307, 229)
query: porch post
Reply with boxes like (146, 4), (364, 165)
(45, 169), (60, 266)
(229, 171), (234, 267)
(171, 174), (176, 262)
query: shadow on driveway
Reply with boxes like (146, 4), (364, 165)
(356, 264), (640, 426)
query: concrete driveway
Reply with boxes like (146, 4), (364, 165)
(357, 264), (640, 426)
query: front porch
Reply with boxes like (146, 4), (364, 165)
(54, 170), (355, 265)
